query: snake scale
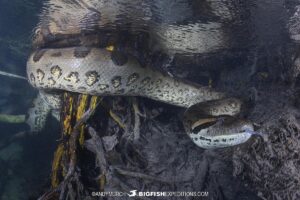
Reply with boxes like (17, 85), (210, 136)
(25, 0), (255, 149)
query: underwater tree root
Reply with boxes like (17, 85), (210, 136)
(132, 97), (143, 141)
(38, 92), (100, 200)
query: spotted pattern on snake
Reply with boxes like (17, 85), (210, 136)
(26, 0), (254, 149)
(26, 91), (61, 132)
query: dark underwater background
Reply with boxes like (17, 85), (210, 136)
(0, 1), (59, 199)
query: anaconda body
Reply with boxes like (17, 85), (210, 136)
(26, 46), (254, 149)
(27, 47), (225, 108)
(26, 0), (254, 149)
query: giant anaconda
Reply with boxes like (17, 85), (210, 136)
(25, 0), (255, 149)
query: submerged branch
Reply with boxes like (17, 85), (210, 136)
(0, 114), (26, 123)
(0, 70), (27, 80)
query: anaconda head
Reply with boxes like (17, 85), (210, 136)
(183, 99), (254, 149)
(186, 118), (254, 149)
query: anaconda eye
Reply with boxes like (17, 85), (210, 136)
(191, 118), (217, 134)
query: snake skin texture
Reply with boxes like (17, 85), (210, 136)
(27, 47), (225, 107)
(26, 92), (52, 132)
(26, 91), (61, 132)
(26, 47), (254, 148)
(25, 0), (254, 148)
